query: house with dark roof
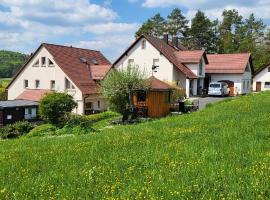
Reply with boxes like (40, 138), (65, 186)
(6, 43), (112, 115)
(252, 63), (270, 92)
(113, 35), (208, 98)
(205, 53), (253, 95)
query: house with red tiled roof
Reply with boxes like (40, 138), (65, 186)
(113, 35), (208, 98)
(205, 53), (253, 95)
(252, 63), (270, 92)
(6, 43), (112, 115)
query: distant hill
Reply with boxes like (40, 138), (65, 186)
(0, 50), (28, 78)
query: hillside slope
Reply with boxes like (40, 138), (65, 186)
(0, 50), (27, 78)
(1, 93), (270, 199)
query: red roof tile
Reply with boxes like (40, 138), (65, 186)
(206, 53), (251, 74)
(16, 89), (51, 102)
(148, 76), (173, 90)
(91, 65), (112, 80)
(174, 50), (205, 63)
(43, 44), (111, 94)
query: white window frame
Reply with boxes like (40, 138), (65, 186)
(48, 58), (54, 67)
(33, 59), (40, 67)
(128, 59), (135, 66)
(50, 80), (55, 90)
(41, 57), (46, 67)
(142, 40), (146, 49)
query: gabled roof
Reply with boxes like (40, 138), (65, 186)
(174, 50), (208, 64)
(7, 43), (112, 95)
(205, 53), (253, 74)
(253, 62), (270, 77)
(16, 89), (51, 102)
(148, 76), (173, 91)
(112, 35), (199, 79)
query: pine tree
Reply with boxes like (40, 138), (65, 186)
(135, 19), (155, 38)
(188, 10), (218, 53)
(166, 8), (189, 40)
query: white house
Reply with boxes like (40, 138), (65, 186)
(205, 53), (253, 95)
(112, 35), (209, 98)
(6, 43), (112, 115)
(252, 63), (270, 92)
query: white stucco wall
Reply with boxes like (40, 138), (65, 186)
(253, 67), (270, 91)
(7, 47), (87, 114)
(186, 57), (206, 78)
(114, 38), (178, 83)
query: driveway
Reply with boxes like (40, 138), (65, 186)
(196, 96), (234, 110)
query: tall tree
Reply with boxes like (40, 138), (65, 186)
(166, 8), (189, 40)
(218, 9), (243, 53)
(188, 10), (218, 53)
(135, 14), (166, 37)
(135, 19), (155, 38)
(151, 13), (166, 37)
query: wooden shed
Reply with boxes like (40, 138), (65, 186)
(132, 76), (174, 118)
(0, 100), (39, 127)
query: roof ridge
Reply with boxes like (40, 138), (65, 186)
(42, 43), (101, 53)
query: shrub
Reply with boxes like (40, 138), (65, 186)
(27, 124), (57, 137)
(101, 67), (148, 116)
(39, 92), (77, 125)
(0, 88), (7, 101)
(0, 121), (34, 139)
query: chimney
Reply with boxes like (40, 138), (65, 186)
(163, 34), (169, 44)
(172, 37), (178, 48)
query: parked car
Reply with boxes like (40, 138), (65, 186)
(208, 82), (230, 96)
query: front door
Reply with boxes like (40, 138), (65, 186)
(256, 82), (262, 92)
(229, 82), (234, 96)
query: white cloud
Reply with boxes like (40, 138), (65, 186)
(83, 22), (139, 34)
(0, 0), (138, 60)
(74, 34), (136, 61)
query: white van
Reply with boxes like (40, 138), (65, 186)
(208, 82), (230, 96)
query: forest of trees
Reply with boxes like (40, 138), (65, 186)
(0, 50), (27, 78)
(136, 9), (270, 71)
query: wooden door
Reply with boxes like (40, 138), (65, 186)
(229, 82), (234, 96)
(256, 82), (262, 92)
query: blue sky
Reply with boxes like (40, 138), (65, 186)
(0, 0), (269, 62)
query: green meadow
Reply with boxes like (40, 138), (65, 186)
(1, 92), (270, 199)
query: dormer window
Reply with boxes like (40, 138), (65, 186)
(41, 57), (46, 67)
(142, 40), (146, 49)
(33, 59), (39, 67)
(48, 59), (54, 67)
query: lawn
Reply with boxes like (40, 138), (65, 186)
(1, 92), (270, 199)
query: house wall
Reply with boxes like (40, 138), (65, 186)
(253, 67), (270, 91)
(114, 38), (186, 87)
(7, 47), (86, 114)
(208, 62), (252, 95)
(84, 95), (107, 112)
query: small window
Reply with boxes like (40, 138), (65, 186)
(97, 101), (100, 108)
(7, 115), (12, 120)
(265, 82), (270, 88)
(199, 60), (203, 76)
(85, 102), (93, 110)
(128, 59), (134, 66)
(137, 91), (146, 102)
(35, 80), (40, 88)
(153, 59), (159, 67)
(33, 59), (39, 67)
(65, 78), (75, 89)
(50, 80), (55, 90)
(48, 59), (54, 67)
(142, 40), (146, 49)
(24, 80), (28, 88)
(41, 57), (46, 67)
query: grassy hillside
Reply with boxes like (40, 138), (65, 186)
(0, 50), (27, 78)
(1, 93), (270, 199)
